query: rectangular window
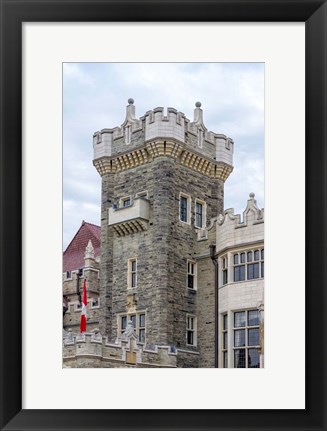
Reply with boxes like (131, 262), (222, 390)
(233, 248), (264, 282)
(128, 258), (137, 289)
(186, 315), (197, 346)
(187, 260), (197, 290)
(123, 197), (131, 207)
(120, 313), (146, 343)
(121, 316), (127, 333)
(66, 271), (71, 279)
(233, 309), (260, 368)
(222, 313), (228, 368)
(91, 298), (100, 308)
(179, 193), (191, 224)
(139, 314), (146, 343)
(195, 202), (203, 228)
(222, 256), (228, 285)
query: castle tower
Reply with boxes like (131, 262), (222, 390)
(93, 100), (234, 367)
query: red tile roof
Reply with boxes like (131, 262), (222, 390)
(63, 221), (101, 272)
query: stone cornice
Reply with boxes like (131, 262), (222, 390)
(93, 139), (233, 182)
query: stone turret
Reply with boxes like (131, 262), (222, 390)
(92, 100), (235, 368)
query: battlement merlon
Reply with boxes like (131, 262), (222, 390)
(93, 99), (234, 171)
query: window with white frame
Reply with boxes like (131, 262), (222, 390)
(179, 193), (191, 224)
(128, 258), (137, 289)
(195, 199), (206, 228)
(119, 312), (146, 343)
(74, 302), (82, 311)
(221, 256), (228, 285)
(233, 310), (260, 368)
(222, 313), (228, 368)
(186, 315), (197, 346)
(233, 248), (264, 282)
(187, 260), (197, 290)
(90, 298), (100, 308)
(120, 196), (131, 208)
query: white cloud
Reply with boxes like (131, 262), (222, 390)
(63, 63), (95, 87)
(63, 63), (264, 247)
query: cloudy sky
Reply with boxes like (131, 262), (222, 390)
(63, 63), (264, 250)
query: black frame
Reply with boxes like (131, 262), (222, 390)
(0, 1), (326, 430)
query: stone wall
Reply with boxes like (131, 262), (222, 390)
(63, 263), (100, 332)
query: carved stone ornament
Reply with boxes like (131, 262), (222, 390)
(84, 239), (95, 260)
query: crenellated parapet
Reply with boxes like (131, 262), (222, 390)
(63, 328), (198, 368)
(93, 100), (234, 182)
(216, 193), (264, 254)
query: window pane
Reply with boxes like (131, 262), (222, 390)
(139, 314), (145, 327)
(187, 331), (194, 345)
(234, 329), (245, 347)
(240, 253), (245, 263)
(131, 272), (136, 288)
(131, 260), (136, 271)
(123, 198), (130, 207)
(223, 270), (228, 285)
(196, 202), (203, 227)
(234, 349), (246, 368)
(247, 251), (252, 262)
(234, 311), (245, 327)
(261, 262), (264, 278)
(248, 264), (254, 279)
(254, 250), (260, 261)
(223, 351), (228, 368)
(223, 314), (228, 330)
(248, 328), (260, 346)
(261, 249), (264, 260)
(139, 329), (145, 343)
(248, 349), (260, 368)
(121, 316), (127, 331)
(239, 265), (245, 281)
(188, 274), (194, 289)
(223, 331), (228, 349)
(248, 310), (260, 326)
(253, 262), (259, 279)
(180, 197), (187, 222)
(234, 266), (239, 282)
(234, 254), (239, 265)
(131, 315), (136, 327)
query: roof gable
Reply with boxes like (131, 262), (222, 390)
(63, 221), (101, 272)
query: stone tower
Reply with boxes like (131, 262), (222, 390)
(93, 100), (234, 367)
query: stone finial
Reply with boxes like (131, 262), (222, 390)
(192, 101), (205, 128)
(125, 98), (136, 123)
(84, 239), (95, 260)
(249, 192), (255, 199)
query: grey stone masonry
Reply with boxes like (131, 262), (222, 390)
(93, 100), (234, 367)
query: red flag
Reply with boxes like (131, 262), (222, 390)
(80, 279), (87, 333)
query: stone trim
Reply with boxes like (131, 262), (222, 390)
(112, 218), (149, 236)
(216, 240), (264, 257)
(93, 139), (233, 181)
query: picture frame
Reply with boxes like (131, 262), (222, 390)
(0, 0), (326, 430)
